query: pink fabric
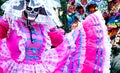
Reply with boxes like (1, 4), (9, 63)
(53, 23), (86, 73)
(0, 12), (110, 73)
(81, 11), (107, 73)
(0, 67), (3, 73)
(0, 19), (86, 73)
(0, 20), (9, 39)
(53, 32), (86, 73)
(48, 28), (64, 47)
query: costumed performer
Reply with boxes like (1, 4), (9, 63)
(0, 0), (86, 73)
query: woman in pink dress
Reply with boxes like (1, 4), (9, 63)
(0, 0), (86, 73)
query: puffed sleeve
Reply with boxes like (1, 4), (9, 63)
(0, 19), (9, 39)
(48, 28), (64, 47)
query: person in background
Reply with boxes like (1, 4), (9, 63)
(103, 11), (110, 25)
(67, 1), (76, 28)
(111, 28), (120, 73)
(75, 2), (85, 21)
(67, 2), (85, 30)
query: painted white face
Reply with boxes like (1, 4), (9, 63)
(25, 6), (39, 20)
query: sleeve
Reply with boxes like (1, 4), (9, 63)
(0, 20), (9, 39)
(64, 22), (86, 73)
(42, 23), (86, 73)
(53, 23), (86, 73)
(81, 11), (112, 73)
(48, 28), (65, 47)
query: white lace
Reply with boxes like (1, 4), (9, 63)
(1, 0), (62, 28)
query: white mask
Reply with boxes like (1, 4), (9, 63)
(25, 6), (39, 20)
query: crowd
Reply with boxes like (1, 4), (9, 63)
(67, 0), (120, 73)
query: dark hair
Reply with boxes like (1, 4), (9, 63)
(26, 0), (30, 2)
(86, 4), (98, 13)
(111, 52), (120, 73)
(76, 6), (84, 11)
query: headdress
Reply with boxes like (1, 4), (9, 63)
(76, 2), (85, 15)
(1, 0), (62, 28)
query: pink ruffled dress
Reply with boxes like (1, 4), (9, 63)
(81, 10), (112, 73)
(0, 18), (86, 73)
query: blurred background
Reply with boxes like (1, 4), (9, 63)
(0, 0), (5, 15)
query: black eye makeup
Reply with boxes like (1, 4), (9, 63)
(34, 8), (39, 12)
(27, 6), (32, 11)
(26, 6), (39, 12)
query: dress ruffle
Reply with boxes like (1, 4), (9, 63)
(82, 10), (111, 73)
(59, 22), (86, 73)
(0, 19), (86, 73)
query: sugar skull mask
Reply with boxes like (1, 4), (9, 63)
(25, 6), (39, 20)
(24, 0), (42, 20)
(2, 0), (61, 27)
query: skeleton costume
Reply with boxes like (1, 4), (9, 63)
(0, 0), (86, 73)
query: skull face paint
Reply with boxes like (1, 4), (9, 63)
(25, 6), (39, 20)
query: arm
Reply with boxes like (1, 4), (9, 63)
(0, 20), (9, 39)
(48, 28), (64, 47)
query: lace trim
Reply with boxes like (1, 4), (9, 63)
(62, 22), (86, 72)
(1, 59), (49, 73)
(0, 39), (11, 59)
(0, 48), (59, 72)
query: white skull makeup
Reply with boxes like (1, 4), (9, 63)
(1, 0), (62, 27)
(25, 6), (39, 20)
(24, 0), (42, 20)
